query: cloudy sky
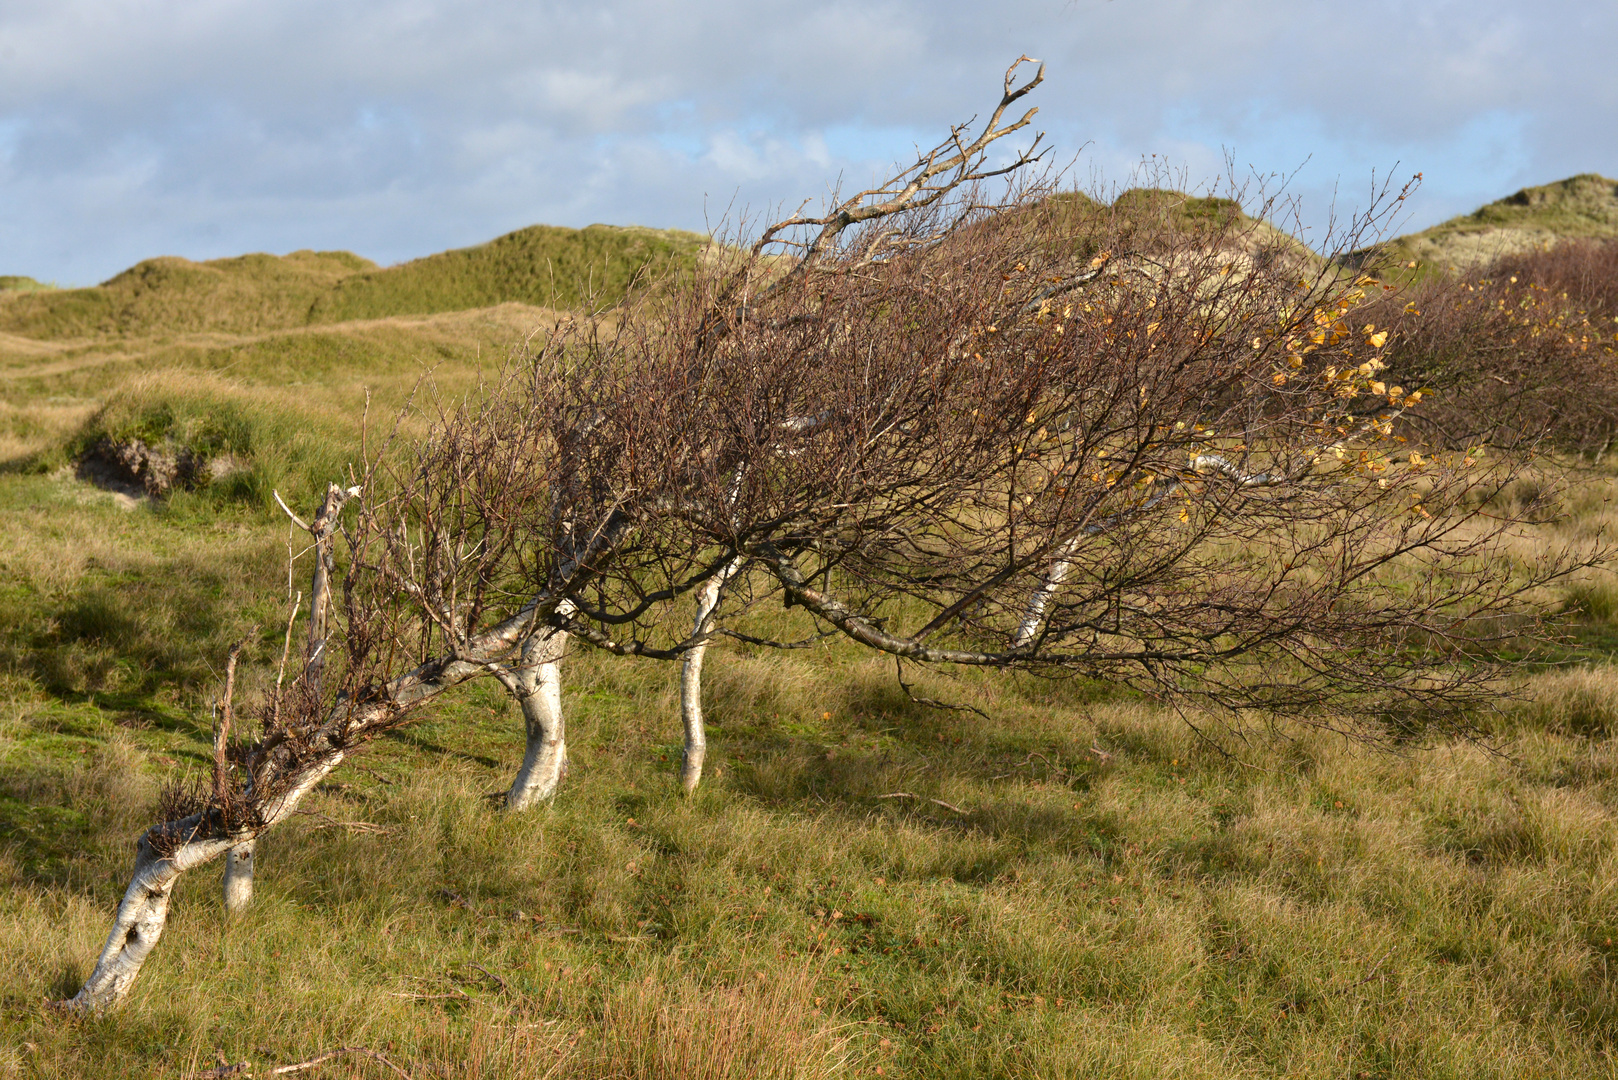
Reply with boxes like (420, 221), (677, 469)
(2, 0), (1613, 285)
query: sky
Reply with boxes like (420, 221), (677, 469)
(1, 0), (1614, 286)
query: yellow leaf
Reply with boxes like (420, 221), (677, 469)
(1370, 381), (1386, 395)
(1272, 373), (1288, 386)
(1368, 331), (1388, 348)
(1179, 507), (1190, 523)
(1404, 301), (1421, 315)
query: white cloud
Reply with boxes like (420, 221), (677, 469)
(0, 0), (1613, 283)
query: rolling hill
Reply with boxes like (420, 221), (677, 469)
(0, 223), (709, 341)
(1354, 173), (1618, 272)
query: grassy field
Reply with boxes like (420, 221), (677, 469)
(1350, 173), (1618, 275)
(5, 215), (1618, 1078)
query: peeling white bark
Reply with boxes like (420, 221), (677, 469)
(1012, 538), (1080, 648)
(506, 628), (570, 811)
(66, 753), (342, 1013)
(222, 840), (256, 914)
(679, 559), (742, 794)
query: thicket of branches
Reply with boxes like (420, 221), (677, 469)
(1363, 238), (1618, 456)
(60, 60), (1607, 1014)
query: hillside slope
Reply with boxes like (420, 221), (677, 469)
(307, 224), (709, 323)
(1359, 173), (1618, 272)
(0, 250), (376, 339)
(0, 223), (709, 341)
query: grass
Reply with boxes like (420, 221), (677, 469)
(1351, 174), (1618, 276)
(3, 224), (1618, 1078)
(0, 223), (705, 341)
(306, 224), (710, 324)
(0, 277), (54, 294)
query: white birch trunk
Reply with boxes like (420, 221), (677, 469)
(1013, 538), (1080, 648)
(222, 840), (256, 914)
(505, 628), (570, 811)
(679, 559), (742, 795)
(66, 753), (342, 1013)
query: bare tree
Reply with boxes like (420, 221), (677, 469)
(60, 60), (1602, 1014)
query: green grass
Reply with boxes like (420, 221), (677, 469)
(306, 224), (710, 323)
(7, 522), (1618, 1077)
(0, 277), (54, 294)
(1349, 174), (1618, 276)
(0, 223), (707, 341)
(3, 221), (1618, 1078)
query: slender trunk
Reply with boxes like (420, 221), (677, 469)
(680, 558), (742, 795)
(1012, 538), (1080, 648)
(222, 840), (256, 914)
(65, 754), (341, 1013)
(506, 629), (569, 811)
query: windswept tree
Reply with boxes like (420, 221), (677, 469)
(62, 59), (1600, 1014)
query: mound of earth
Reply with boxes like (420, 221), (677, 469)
(1348, 173), (1618, 273)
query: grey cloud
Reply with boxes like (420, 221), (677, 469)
(1, 0), (1613, 283)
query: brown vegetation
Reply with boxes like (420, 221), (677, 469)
(47, 59), (1612, 1025)
(1364, 238), (1618, 455)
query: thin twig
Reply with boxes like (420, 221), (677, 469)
(270, 1047), (413, 1078)
(293, 810), (391, 835)
(214, 629), (257, 807)
(876, 792), (970, 815)
(271, 490), (311, 533)
(895, 656), (991, 720)
(466, 963), (507, 991)
(272, 592), (301, 729)
(1326, 947), (1397, 996)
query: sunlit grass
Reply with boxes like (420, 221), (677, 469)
(5, 257), (1618, 1076)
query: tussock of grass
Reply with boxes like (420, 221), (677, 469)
(60, 370), (359, 507)
(306, 224), (709, 324)
(1510, 666), (1618, 737)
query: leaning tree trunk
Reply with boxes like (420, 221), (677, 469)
(679, 559), (742, 795)
(65, 754), (342, 1014)
(506, 627), (570, 810)
(219, 483), (354, 914)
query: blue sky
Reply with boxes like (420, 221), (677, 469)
(1, 0), (1613, 285)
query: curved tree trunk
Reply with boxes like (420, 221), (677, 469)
(506, 628), (570, 810)
(65, 753), (342, 1013)
(222, 840), (256, 914)
(679, 558), (742, 795)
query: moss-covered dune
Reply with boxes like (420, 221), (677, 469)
(0, 223), (709, 341)
(1352, 173), (1618, 273)
(0, 250), (376, 340)
(306, 223), (709, 323)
